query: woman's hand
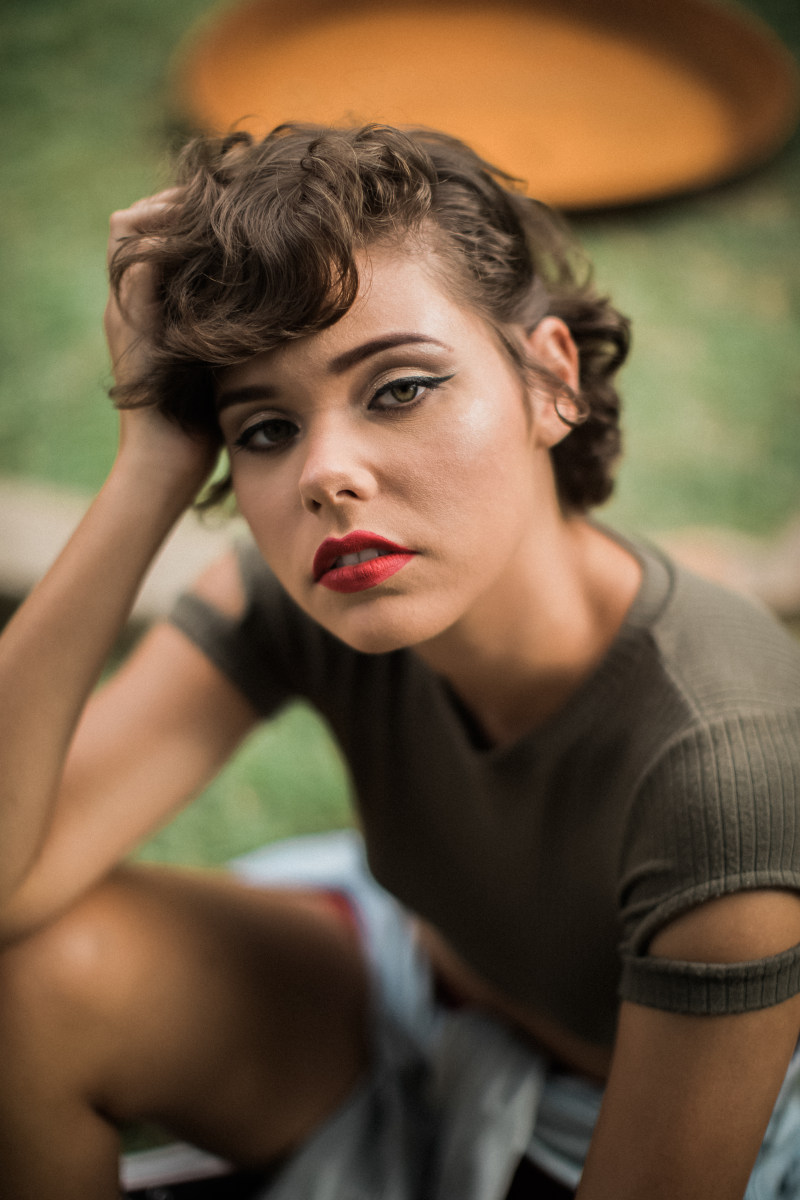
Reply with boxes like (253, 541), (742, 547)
(104, 190), (219, 502)
(104, 189), (179, 391)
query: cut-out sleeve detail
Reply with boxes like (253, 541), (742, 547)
(620, 941), (800, 1015)
(618, 712), (800, 1015)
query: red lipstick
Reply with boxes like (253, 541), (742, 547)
(313, 531), (415, 594)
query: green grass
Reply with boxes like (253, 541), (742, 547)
(134, 701), (356, 866)
(2, 0), (799, 864)
(584, 153), (800, 535)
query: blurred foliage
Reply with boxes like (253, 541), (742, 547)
(0, 0), (207, 490)
(584, 154), (800, 535)
(137, 701), (355, 865)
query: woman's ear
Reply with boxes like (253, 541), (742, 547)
(523, 317), (583, 448)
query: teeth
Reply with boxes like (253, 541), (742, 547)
(334, 548), (388, 568)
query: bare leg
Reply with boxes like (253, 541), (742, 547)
(0, 864), (370, 1200)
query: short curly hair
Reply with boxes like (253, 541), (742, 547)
(110, 122), (630, 510)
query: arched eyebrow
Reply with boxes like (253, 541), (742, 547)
(326, 333), (453, 374)
(216, 333), (453, 411)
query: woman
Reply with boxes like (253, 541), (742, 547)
(0, 123), (798, 1200)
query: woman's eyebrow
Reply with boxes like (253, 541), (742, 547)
(326, 333), (453, 375)
(216, 334), (453, 411)
(216, 383), (279, 413)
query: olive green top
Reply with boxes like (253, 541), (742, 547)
(169, 531), (800, 1047)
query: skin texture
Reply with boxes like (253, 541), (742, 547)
(0, 195), (798, 1199)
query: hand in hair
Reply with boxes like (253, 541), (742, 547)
(104, 190), (218, 499)
(104, 190), (183, 390)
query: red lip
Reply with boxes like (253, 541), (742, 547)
(313, 530), (416, 594)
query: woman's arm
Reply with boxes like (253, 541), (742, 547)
(0, 195), (229, 931)
(0, 557), (260, 942)
(576, 890), (800, 1199)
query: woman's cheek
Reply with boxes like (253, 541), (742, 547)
(233, 474), (290, 557)
(452, 390), (529, 459)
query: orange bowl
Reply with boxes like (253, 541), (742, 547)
(174, 0), (800, 208)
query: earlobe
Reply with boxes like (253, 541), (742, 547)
(553, 384), (589, 430)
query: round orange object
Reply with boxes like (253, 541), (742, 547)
(174, 0), (800, 208)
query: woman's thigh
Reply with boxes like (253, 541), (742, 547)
(1, 862), (371, 1165)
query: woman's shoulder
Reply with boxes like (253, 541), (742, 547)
(620, 529), (800, 722)
(616, 538), (800, 963)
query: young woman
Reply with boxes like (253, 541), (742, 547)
(0, 124), (799, 1200)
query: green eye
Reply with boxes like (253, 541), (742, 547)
(371, 373), (454, 412)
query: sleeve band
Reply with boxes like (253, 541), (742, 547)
(619, 941), (800, 1015)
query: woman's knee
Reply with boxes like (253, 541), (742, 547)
(0, 864), (373, 1156)
(0, 867), (146, 1034)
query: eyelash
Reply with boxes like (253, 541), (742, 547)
(232, 373), (454, 454)
(371, 373), (454, 413)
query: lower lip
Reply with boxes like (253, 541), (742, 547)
(319, 553), (415, 594)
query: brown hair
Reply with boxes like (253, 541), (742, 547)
(110, 122), (630, 510)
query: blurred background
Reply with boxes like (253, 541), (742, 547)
(1, 0), (798, 865)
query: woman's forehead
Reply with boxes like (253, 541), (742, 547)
(220, 248), (480, 389)
(336, 246), (468, 337)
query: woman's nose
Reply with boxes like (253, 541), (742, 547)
(298, 422), (378, 514)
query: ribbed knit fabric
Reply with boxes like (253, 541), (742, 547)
(168, 529), (800, 1047)
(620, 944), (800, 1014)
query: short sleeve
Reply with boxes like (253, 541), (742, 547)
(167, 540), (296, 716)
(617, 711), (800, 1015)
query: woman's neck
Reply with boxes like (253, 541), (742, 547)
(413, 518), (642, 747)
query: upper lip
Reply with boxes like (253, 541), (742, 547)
(312, 531), (414, 580)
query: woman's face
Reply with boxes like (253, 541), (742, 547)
(216, 242), (575, 654)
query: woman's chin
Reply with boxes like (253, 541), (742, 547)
(317, 600), (449, 657)
(327, 621), (424, 657)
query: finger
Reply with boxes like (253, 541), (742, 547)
(115, 187), (184, 223)
(110, 259), (159, 316)
(107, 188), (184, 267)
(120, 187), (184, 226)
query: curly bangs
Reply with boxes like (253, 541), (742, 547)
(109, 122), (630, 511)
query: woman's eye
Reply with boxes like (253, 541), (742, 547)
(234, 417), (298, 453)
(371, 374), (453, 411)
(386, 381), (422, 405)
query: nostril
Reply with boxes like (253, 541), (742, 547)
(298, 457), (375, 510)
